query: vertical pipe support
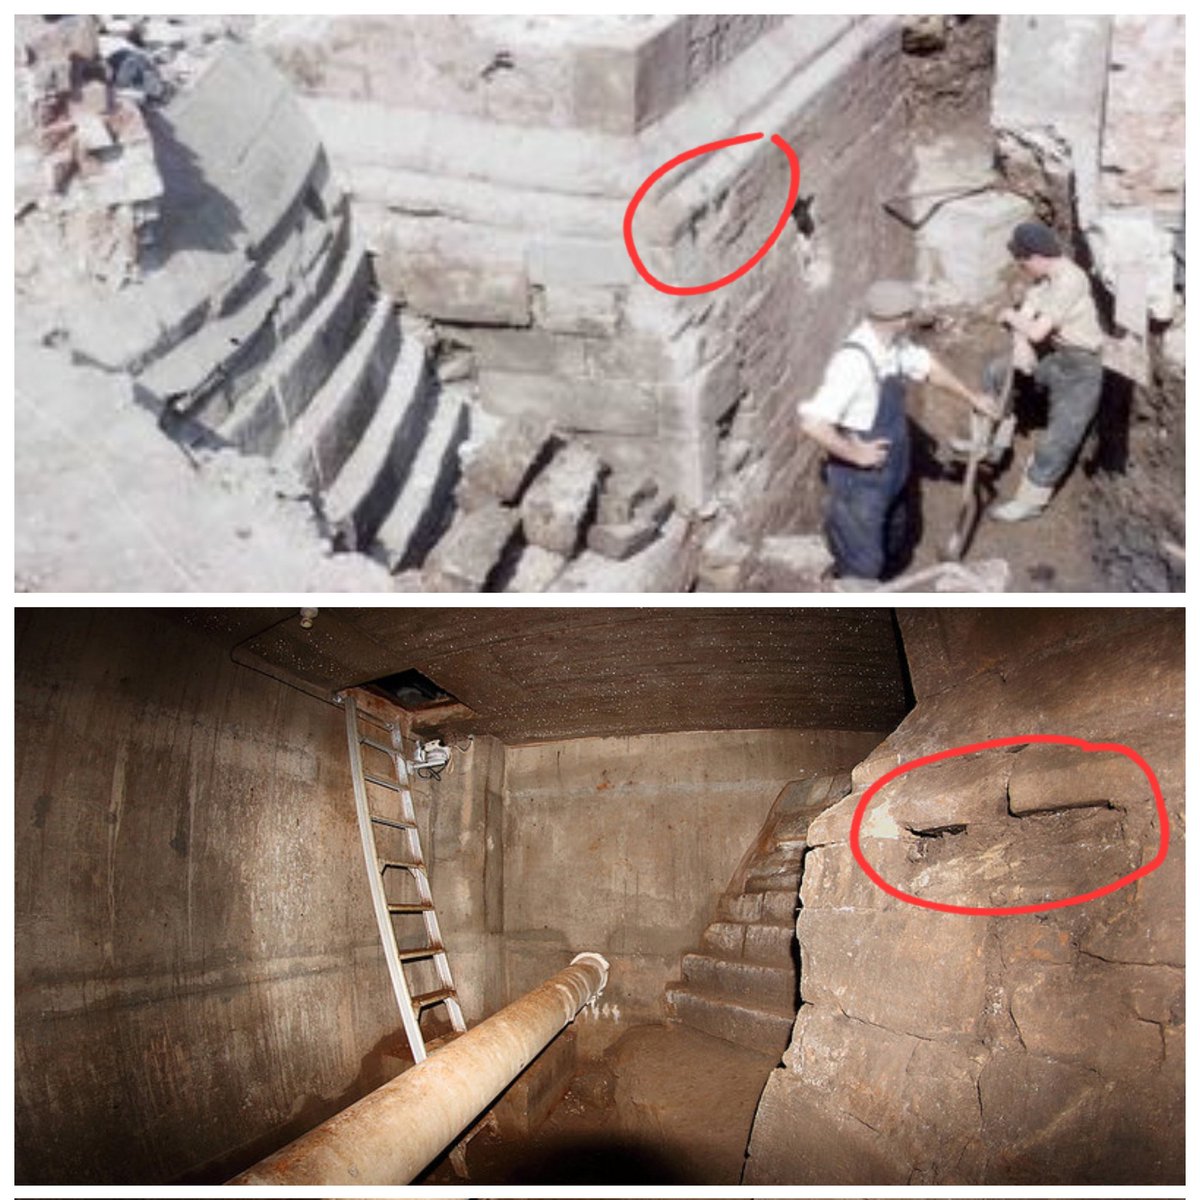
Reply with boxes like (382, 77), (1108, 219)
(228, 951), (610, 1185)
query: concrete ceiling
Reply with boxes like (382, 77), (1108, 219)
(172, 607), (912, 741)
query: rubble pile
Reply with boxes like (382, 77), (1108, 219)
(13, 15), (247, 291)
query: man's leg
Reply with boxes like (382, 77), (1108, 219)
(825, 474), (888, 580)
(992, 350), (1102, 521)
(1027, 351), (1104, 487)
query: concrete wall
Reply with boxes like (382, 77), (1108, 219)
(14, 610), (404, 1183)
(745, 609), (1184, 1184)
(497, 727), (882, 1050)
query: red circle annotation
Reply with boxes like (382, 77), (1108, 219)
(622, 132), (801, 296)
(848, 734), (1169, 917)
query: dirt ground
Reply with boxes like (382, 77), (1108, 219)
(421, 1023), (776, 1185)
(907, 313), (1109, 592)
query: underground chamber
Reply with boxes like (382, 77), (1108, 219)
(13, 606), (1184, 1184)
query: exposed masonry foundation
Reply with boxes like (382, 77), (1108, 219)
(14, 17), (1184, 591)
(744, 610), (1184, 1185)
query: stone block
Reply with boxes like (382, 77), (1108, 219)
(742, 922), (794, 965)
(745, 1004), (979, 1185)
(1008, 961), (1164, 1078)
(586, 519), (659, 561)
(681, 953), (795, 1010)
(504, 543), (566, 593)
(571, 44), (638, 134)
(548, 511), (695, 591)
(423, 503), (520, 592)
(1007, 742), (1149, 815)
(596, 469), (658, 525)
(759, 888), (799, 925)
(666, 987), (794, 1056)
(993, 16), (1111, 223)
(977, 1049), (1105, 1182)
(399, 254), (531, 326)
(756, 534), (833, 587)
(456, 416), (555, 509)
(917, 188), (1033, 308)
(534, 283), (621, 336)
(457, 327), (587, 377)
(798, 908), (987, 1041)
(701, 921), (746, 958)
(491, 1025), (576, 1137)
(527, 234), (634, 288)
(519, 441), (603, 555)
(716, 893), (762, 923)
(478, 370), (657, 437)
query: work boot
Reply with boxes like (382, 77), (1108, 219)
(989, 473), (1054, 522)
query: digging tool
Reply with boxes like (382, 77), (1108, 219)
(942, 346), (1015, 562)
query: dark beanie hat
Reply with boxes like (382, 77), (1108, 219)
(1008, 221), (1062, 259)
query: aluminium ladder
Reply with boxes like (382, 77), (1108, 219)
(342, 692), (466, 1062)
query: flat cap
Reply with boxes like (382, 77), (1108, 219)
(865, 279), (917, 320)
(1008, 220), (1062, 259)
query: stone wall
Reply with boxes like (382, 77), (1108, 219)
(744, 608), (1183, 1184)
(497, 727), (882, 1053)
(14, 610), (404, 1182)
(261, 16), (914, 563)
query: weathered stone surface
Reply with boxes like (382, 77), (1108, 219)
(681, 954), (795, 1010)
(746, 1006), (982, 1184)
(549, 512), (696, 592)
(799, 908), (988, 1040)
(456, 416), (555, 510)
(503, 543), (566, 593)
(751, 611), (1183, 1184)
(1007, 742), (1150, 815)
(423, 503), (520, 592)
(665, 988), (793, 1056)
(519, 441), (603, 555)
(586, 519), (659, 561)
(1008, 961), (1168, 1078)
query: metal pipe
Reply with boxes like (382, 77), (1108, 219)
(228, 952), (610, 1185)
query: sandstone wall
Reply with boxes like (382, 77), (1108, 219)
(744, 608), (1183, 1184)
(261, 16), (913, 552)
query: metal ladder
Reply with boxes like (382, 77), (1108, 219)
(342, 692), (466, 1062)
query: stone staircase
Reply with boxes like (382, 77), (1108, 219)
(96, 43), (691, 592)
(666, 771), (852, 1056)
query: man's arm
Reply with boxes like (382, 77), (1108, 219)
(799, 412), (889, 468)
(927, 355), (1000, 417)
(999, 306), (1053, 345)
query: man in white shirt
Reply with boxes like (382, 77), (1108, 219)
(799, 279), (996, 583)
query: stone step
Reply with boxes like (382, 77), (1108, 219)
(321, 330), (434, 548)
(218, 243), (373, 454)
(681, 953), (797, 1011)
(424, 503), (522, 592)
(745, 848), (805, 894)
(666, 987), (795, 1057)
(137, 198), (350, 433)
(717, 889), (798, 926)
(373, 392), (471, 570)
(273, 297), (401, 492)
(275, 195), (352, 342)
(701, 920), (796, 965)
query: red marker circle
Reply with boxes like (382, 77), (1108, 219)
(849, 734), (1170, 917)
(623, 131), (801, 296)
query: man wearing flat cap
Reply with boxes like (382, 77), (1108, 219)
(799, 279), (996, 583)
(979, 220), (1105, 521)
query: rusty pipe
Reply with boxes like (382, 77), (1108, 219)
(228, 951), (609, 1185)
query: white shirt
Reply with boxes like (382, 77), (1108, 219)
(798, 321), (932, 432)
